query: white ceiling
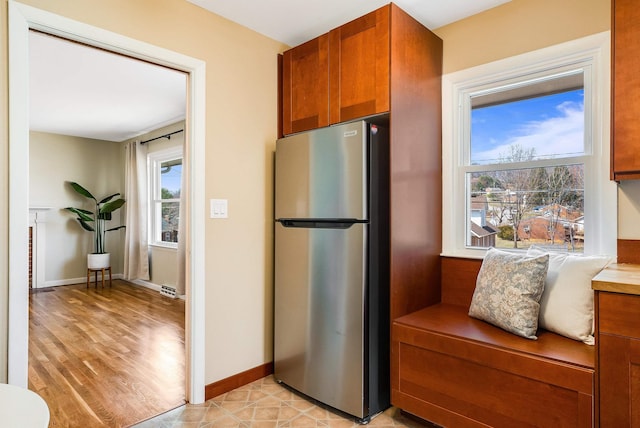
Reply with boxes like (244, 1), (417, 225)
(29, 1), (511, 142)
(29, 31), (187, 142)
(187, 0), (512, 46)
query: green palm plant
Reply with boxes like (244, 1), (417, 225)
(64, 181), (126, 254)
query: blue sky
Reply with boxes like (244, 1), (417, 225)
(161, 163), (182, 196)
(471, 89), (584, 164)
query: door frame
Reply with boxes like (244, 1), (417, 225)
(7, 1), (206, 403)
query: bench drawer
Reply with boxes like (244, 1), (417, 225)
(391, 305), (594, 428)
(394, 340), (593, 428)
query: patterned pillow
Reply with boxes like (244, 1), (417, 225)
(469, 248), (549, 339)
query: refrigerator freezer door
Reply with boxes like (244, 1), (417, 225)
(275, 121), (368, 220)
(273, 221), (366, 418)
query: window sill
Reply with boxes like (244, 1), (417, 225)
(150, 243), (178, 251)
(441, 249), (485, 260)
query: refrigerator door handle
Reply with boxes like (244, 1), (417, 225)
(279, 219), (361, 229)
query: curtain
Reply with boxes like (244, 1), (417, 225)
(175, 138), (187, 296)
(124, 140), (150, 280)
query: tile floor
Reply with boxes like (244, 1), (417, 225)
(131, 376), (438, 428)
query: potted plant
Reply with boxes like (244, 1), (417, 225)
(64, 181), (126, 269)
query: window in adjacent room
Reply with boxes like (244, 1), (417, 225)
(149, 147), (182, 247)
(442, 33), (616, 258)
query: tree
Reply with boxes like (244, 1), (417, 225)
(495, 145), (536, 248)
(472, 175), (502, 192)
(527, 167), (549, 207)
(162, 187), (180, 199)
(497, 225), (514, 241)
(543, 165), (584, 248)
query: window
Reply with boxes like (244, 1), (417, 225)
(149, 147), (182, 247)
(468, 75), (585, 252)
(442, 32), (616, 258)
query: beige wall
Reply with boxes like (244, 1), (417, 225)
(434, 0), (611, 74)
(1, 0), (286, 384)
(618, 182), (640, 239)
(30, 131), (125, 283)
(149, 246), (178, 286)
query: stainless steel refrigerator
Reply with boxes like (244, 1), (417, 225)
(273, 120), (390, 422)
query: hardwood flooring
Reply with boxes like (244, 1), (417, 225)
(28, 280), (186, 427)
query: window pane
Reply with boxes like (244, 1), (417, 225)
(467, 165), (584, 252)
(160, 159), (182, 199)
(470, 88), (585, 165)
(161, 201), (180, 243)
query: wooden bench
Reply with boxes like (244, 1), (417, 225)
(391, 257), (595, 427)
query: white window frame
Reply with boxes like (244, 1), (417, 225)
(442, 32), (617, 259)
(148, 146), (183, 248)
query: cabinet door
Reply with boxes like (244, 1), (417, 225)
(282, 34), (329, 135)
(598, 333), (626, 427)
(612, 0), (640, 180)
(598, 291), (640, 427)
(599, 334), (640, 427)
(329, 5), (390, 124)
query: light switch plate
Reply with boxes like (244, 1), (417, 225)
(210, 199), (228, 218)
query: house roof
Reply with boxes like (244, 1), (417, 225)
(471, 222), (498, 238)
(471, 195), (489, 210)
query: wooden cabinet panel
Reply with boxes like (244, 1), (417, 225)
(632, 347), (640, 427)
(599, 292), (640, 337)
(598, 333), (640, 427)
(597, 288), (640, 427)
(388, 4), (443, 319)
(599, 333), (631, 427)
(612, 0), (640, 180)
(282, 35), (329, 135)
(329, 6), (390, 125)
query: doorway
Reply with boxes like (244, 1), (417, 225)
(8, 1), (205, 404)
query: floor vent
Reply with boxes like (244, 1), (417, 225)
(160, 285), (177, 299)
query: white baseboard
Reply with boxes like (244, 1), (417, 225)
(37, 276), (185, 300)
(41, 273), (124, 288)
(129, 279), (162, 292)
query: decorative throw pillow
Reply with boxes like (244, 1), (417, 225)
(527, 247), (613, 345)
(469, 248), (549, 340)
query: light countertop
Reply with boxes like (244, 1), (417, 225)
(592, 263), (640, 295)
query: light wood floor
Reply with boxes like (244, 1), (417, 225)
(28, 280), (186, 427)
(133, 376), (436, 427)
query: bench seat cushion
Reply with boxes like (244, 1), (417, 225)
(392, 304), (595, 427)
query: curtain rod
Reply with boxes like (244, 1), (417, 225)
(140, 129), (184, 144)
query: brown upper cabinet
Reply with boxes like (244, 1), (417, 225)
(281, 4), (392, 135)
(282, 35), (330, 136)
(612, 0), (640, 180)
(329, 6), (390, 125)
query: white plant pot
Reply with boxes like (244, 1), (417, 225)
(88, 253), (110, 269)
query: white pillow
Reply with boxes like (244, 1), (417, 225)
(527, 247), (613, 345)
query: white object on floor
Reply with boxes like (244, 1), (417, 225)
(0, 383), (50, 427)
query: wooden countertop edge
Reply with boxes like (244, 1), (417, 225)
(592, 263), (640, 295)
